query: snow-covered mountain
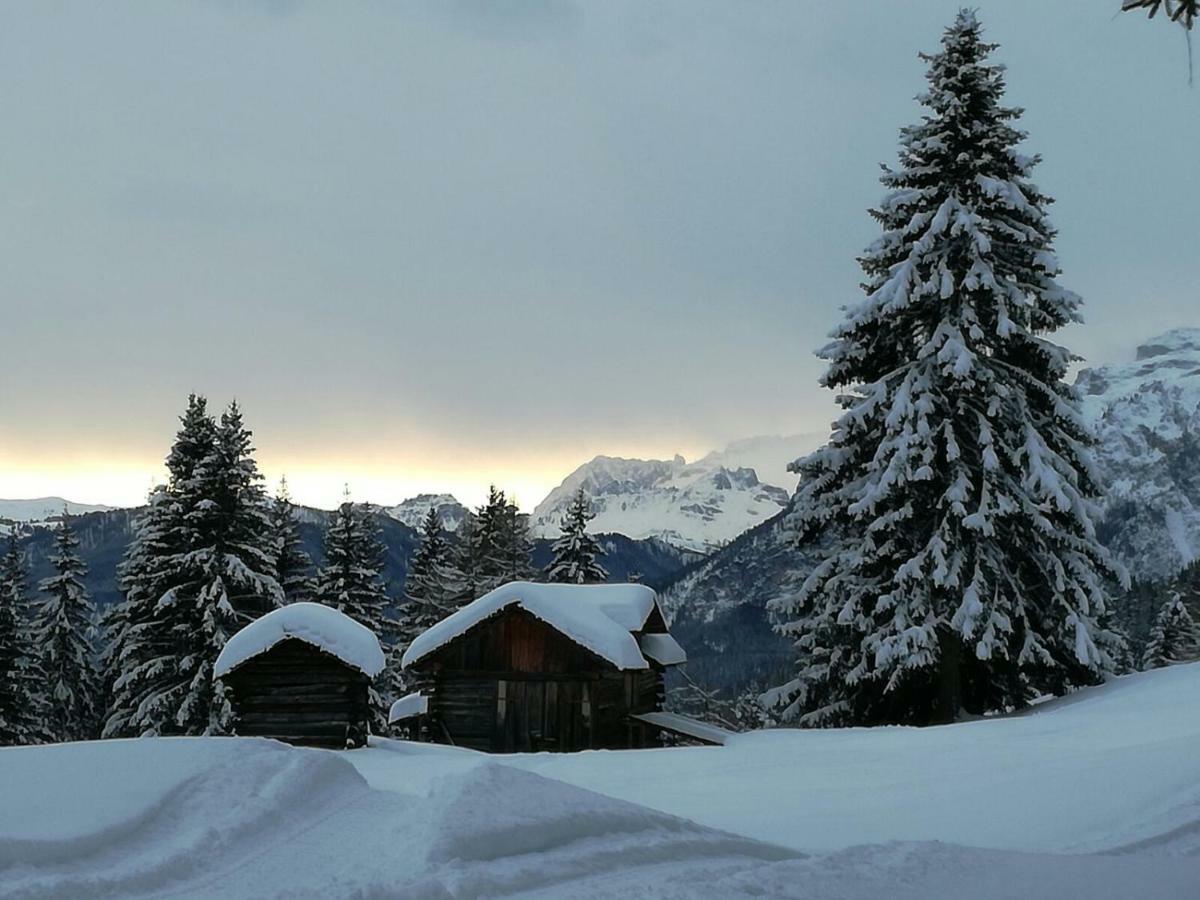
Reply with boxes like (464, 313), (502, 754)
(531, 436), (822, 554)
(1078, 327), (1200, 582)
(383, 494), (469, 533)
(0, 497), (114, 523)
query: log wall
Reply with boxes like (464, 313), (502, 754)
(222, 638), (372, 749)
(411, 607), (668, 752)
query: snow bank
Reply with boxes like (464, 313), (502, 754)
(402, 581), (668, 671)
(517, 663), (1200, 857)
(0, 738), (372, 896)
(213, 602), (385, 679)
(4, 665), (1200, 898)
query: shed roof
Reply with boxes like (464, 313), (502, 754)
(401, 581), (682, 671)
(214, 602), (386, 679)
(388, 692), (428, 723)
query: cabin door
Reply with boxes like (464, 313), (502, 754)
(495, 680), (590, 752)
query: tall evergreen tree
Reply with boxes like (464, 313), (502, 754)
(0, 531), (45, 745)
(501, 498), (538, 584)
(473, 485), (511, 593)
(315, 495), (392, 727)
(545, 488), (608, 584)
(402, 507), (463, 634)
(771, 11), (1124, 727)
(271, 476), (314, 604)
(33, 514), (101, 742)
(314, 497), (390, 636)
(103, 395), (283, 738)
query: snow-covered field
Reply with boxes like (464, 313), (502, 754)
(3, 664), (1199, 898)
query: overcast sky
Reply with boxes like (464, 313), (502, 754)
(1, 1), (1197, 510)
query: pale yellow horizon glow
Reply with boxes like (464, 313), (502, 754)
(0, 440), (716, 513)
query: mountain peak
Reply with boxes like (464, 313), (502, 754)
(530, 437), (816, 552)
(383, 494), (469, 532)
(1134, 327), (1200, 361)
(0, 497), (115, 522)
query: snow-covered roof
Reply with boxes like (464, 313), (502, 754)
(401, 581), (679, 671)
(214, 602), (386, 679)
(388, 692), (429, 723)
(630, 711), (733, 746)
(639, 633), (687, 666)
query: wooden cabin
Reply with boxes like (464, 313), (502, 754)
(214, 602), (385, 749)
(393, 581), (687, 752)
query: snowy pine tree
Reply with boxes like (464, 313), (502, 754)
(1142, 593), (1199, 669)
(769, 11), (1125, 727)
(402, 507), (464, 635)
(314, 495), (392, 728)
(545, 488), (608, 584)
(102, 395), (283, 737)
(473, 485), (511, 594)
(0, 531), (45, 745)
(33, 514), (101, 742)
(271, 476), (314, 603)
(500, 499), (538, 584)
(315, 497), (390, 636)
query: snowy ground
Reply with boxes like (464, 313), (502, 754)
(2, 664), (1199, 898)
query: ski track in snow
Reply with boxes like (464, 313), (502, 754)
(2, 664), (1200, 898)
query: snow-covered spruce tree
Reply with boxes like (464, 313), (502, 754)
(387, 507), (459, 698)
(315, 497), (392, 727)
(33, 515), (102, 742)
(770, 11), (1126, 727)
(271, 476), (314, 604)
(1142, 592), (1199, 668)
(473, 485), (511, 594)
(402, 507), (464, 635)
(545, 488), (608, 584)
(103, 396), (283, 737)
(155, 401), (283, 735)
(501, 498), (538, 584)
(0, 531), (46, 745)
(315, 498), (390, 635)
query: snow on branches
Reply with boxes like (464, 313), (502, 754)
(770, 10), (1126, 728)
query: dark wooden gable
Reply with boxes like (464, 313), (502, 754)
(221, 637), (372, 749)
(421, 605), (620, 676)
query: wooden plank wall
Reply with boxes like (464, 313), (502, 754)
(412, 606), (670, 753)
(224, 639), (371, 749)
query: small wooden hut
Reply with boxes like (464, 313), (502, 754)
(214, 602), (385, 749)
(394, 581), (687, 752)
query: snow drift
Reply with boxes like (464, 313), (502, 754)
(3, 663), (1199, 898)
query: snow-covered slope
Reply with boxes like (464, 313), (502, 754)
(532, 436), (821, 553)
(4, 664), (1199, 897)
(0, 497), (114, 523)
(1077, 327), (1200, 581)
(382, 493), (468, 532)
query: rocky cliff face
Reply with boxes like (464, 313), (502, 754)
(1078, 328), (1200, 582)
